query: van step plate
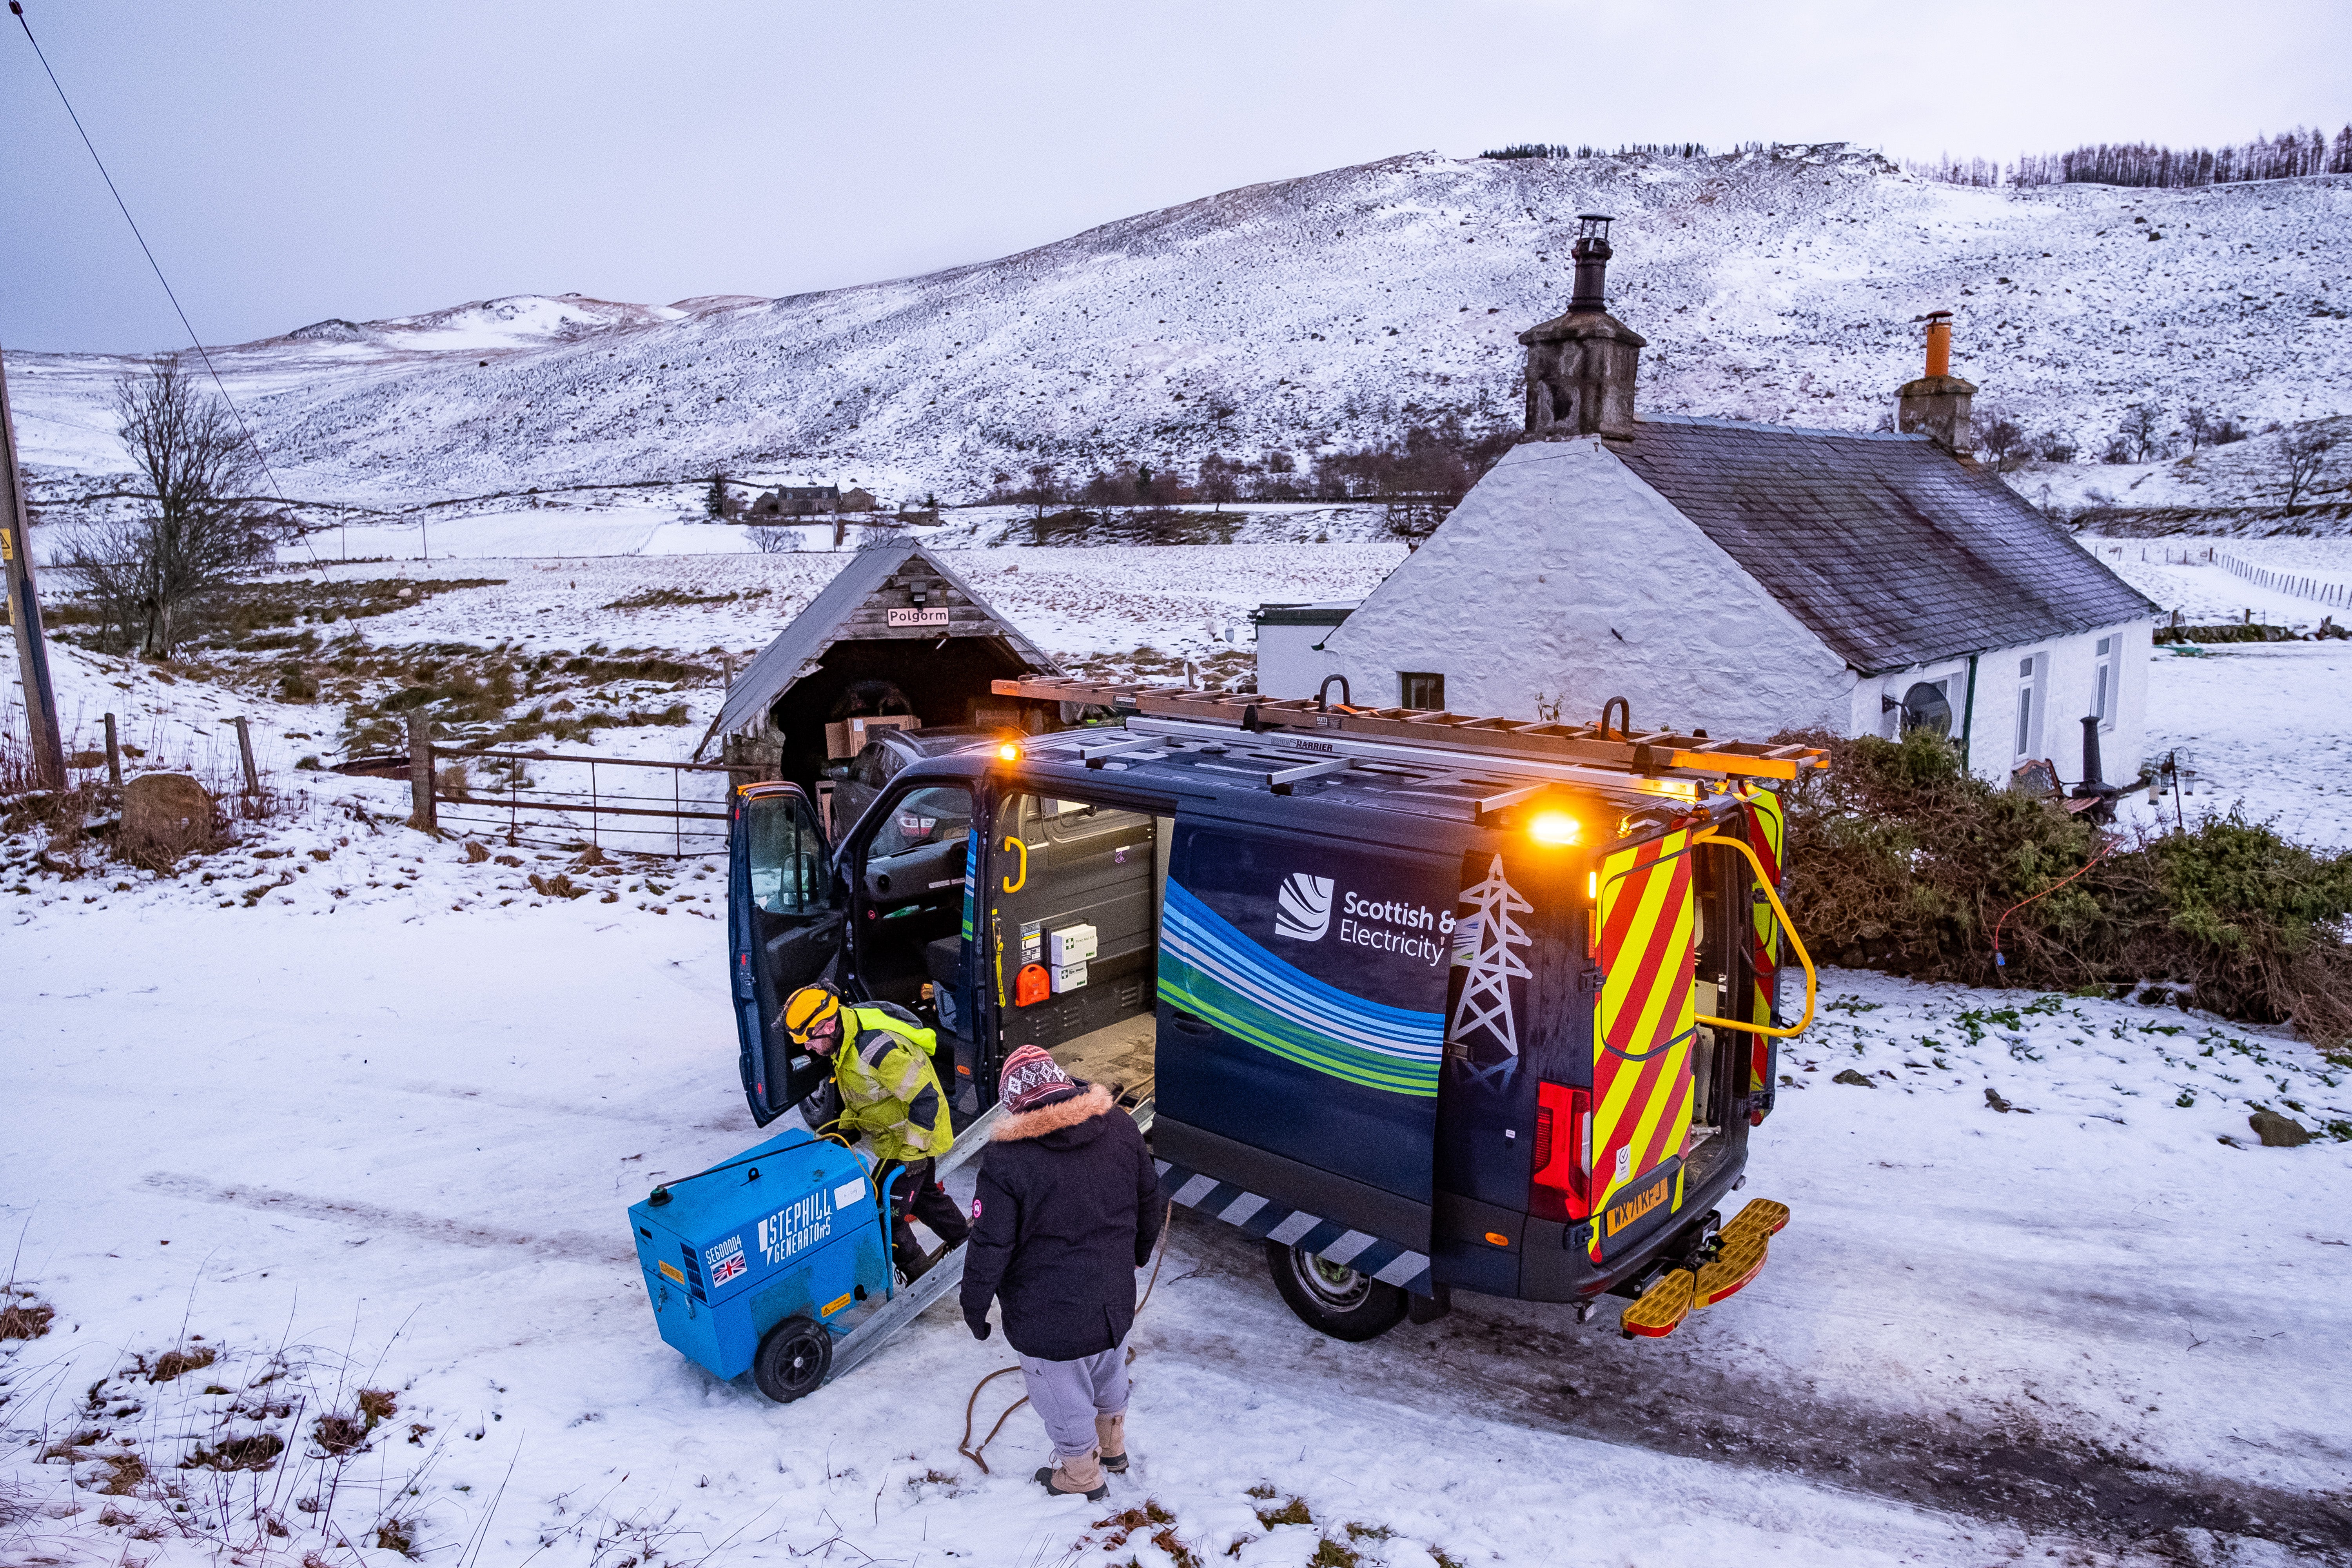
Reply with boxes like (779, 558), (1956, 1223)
(1619, 1199), (1790, 1337)
(1691, 1229), (1769, 1308)
(1719, 1198), (1790, 1245)
(1619, 1269), (1694, 1338)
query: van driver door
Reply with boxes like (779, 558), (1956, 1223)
(729, 784), (842, 1124)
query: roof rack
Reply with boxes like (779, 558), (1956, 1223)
(992, 679), (1828, 783)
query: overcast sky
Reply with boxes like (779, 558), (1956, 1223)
(4, 0), (2346, 354)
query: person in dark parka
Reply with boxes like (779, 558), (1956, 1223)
(960, 1044), (1164, 1501)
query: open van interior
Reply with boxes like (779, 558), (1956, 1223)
(987, 792), (1168, 1105)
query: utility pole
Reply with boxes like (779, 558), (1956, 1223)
(0, 346), (67, 789)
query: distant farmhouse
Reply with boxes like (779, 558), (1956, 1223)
(1258, 218), (2157, 786)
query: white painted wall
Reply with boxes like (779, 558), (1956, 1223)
(1907, 619), (2154, 787)
(1254, 615), (1354, 703)
(1318, 437), (1855, 737)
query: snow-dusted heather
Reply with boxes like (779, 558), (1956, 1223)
(10, 150), (2348, 511)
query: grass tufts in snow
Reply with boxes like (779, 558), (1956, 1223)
(147, 1345), (218, 1382)
(372, 1515), (421, 1557)
(0, 1289), (55, 1340)
(312, 1413), (370, 1455)
(1254, 1495), (1313, 1528)
(182, 1433), (286, 1472)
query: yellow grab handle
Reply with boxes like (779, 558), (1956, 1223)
(1000, 835), (1028, 893)
(1688, 830), (1816, 1040)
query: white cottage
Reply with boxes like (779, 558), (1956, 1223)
(1267, 219), (2158, 788)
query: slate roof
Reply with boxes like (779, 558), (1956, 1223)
(1615, 416), (2157, 674)
(700, 541), (1060, 750)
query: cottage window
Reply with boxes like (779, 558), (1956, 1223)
(2092, 636), (2116, 728)
(2013, 655), (2043, 759)
(1399, 671), (1445, 710)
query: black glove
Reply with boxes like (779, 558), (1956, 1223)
(967, 1316), (993, 1342)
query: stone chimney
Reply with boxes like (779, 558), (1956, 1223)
(1519, 215), (1647, 444)
(1896, 310), (1977, 454)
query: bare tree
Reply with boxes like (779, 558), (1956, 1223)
(2181, 406), (2214, 453)
(1977, 415), (2026, 470)
(2118, 401), (2163, 463)
(2276, 428), (2337, 511)
(64, 357), (279, 657)
(1025, 463), (1058, 523)
(1196, 453), (1239, 512)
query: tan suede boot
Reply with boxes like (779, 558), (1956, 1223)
(1095, 1411), (1128, 1474)
(1034, 1448), (1107, 1501)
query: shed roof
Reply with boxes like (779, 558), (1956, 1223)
(1614, 417), (2156, 674)
(704, 541), (1060, 746)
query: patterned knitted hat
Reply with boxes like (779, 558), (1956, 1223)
(998, 1044), (1077, 1113)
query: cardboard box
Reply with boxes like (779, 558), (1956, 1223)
(823, 712), (920, 760)
(1049, 959), (1089, 994)
(1048, 923), (1098, 966)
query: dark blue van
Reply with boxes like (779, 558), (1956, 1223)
(727, 685), (1817, 1341)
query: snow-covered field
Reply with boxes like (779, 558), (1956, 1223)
(7, 538), (2352, 1566)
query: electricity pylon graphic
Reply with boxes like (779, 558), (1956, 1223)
(1450, 854), (1533, 1087)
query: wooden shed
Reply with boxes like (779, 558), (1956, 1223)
(697, 541), (1063, 788)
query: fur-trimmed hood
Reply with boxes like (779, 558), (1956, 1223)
(993, 1082), (1113, 1142)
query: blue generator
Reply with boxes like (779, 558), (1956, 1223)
(627, 1129), (892, 1402)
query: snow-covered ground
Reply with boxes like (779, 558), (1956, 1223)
(3, 827), (2347, 1567)
(7, 540), (2352, 1566)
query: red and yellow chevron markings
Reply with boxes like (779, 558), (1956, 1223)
(1592, 831), (1699, 1257)
(1617, 1199), (1791, 1339)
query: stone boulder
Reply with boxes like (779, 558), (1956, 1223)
(2249, 1109), (2313, 1148)
(121, 774), (216, 860)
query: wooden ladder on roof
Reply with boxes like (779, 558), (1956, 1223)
(991, 678), (1828, 783)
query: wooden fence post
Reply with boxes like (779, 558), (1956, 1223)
(407, 713), (436, 831)
(232, 716), (260, 795)
(103, 712), (121, 788)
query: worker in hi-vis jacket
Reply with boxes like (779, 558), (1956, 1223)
(783, 982), (971, 1280)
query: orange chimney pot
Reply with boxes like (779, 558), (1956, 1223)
(1924, 310), (1953, 379)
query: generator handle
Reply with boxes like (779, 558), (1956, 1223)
(1687, 830), (1816, 1040)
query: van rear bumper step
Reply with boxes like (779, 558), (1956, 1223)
(1619, 1199), (1788, 1339)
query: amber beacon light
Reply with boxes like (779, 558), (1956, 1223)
(1528, 810), (1581, 846)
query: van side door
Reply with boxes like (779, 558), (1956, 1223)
(1153, 812), (1457, 1254)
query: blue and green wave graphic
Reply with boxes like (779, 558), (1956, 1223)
(1158, 881), (1442, 1097)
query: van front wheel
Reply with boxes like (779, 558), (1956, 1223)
(1266, 1241), (1406, 1341)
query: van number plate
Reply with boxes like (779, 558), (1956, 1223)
(1604, 1171), (1672, 1237)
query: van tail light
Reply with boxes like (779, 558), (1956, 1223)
(1530, 1082), (1592, 1221)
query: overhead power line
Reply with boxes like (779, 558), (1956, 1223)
(11, 0), (321, 568)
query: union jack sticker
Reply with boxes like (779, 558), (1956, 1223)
(710, 1252), (746, 1287)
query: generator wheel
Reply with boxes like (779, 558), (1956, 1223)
(752, 1315), (833, 1403)
(1266, 1240), (1406, 1342)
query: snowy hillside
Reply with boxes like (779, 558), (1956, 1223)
(9, 146), (2349, 509)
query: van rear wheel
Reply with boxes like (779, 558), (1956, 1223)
(1266, 1241), (1406, 1341)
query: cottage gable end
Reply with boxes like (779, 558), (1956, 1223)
(1323, 437), (1851, 735)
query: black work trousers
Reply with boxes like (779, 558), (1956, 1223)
(879, 1157), (970, 1277)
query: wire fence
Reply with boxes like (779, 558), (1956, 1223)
(2213, 550), (2351, 610)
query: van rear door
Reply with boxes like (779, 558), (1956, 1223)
(1591, 826), (1699, 1261)
(1153, 813), (1457, 1252)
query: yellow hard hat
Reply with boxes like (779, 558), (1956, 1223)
(782, 984), (842, 1044)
